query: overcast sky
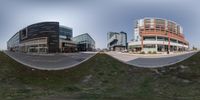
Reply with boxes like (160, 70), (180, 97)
(0, 0), (199, 50)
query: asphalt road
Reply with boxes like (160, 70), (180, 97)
(107, 51), (197, 68)
(4, 51), (96, 70)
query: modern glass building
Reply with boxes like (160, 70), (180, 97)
(107, 31), (127, 51)
(72, 33), (95, 51)
(128, 18), (189, 53)
(7, 32), (20, 52)
(7, 22), (76, 53)
(59, 26), (76, 53)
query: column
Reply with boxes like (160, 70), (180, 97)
(156, 36), (158, 52)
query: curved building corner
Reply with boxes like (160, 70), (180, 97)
(128, 18), (189, 53)
(7, 22), (77, 53)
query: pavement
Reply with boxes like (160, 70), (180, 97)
(106, 51), (197, 68)
(4, 51), (97, 70)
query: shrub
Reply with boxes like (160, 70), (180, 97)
(148, 51), (152, 54)
(152, 51), (157, 54)
(140, 51), (145, 54)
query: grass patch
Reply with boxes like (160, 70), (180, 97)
(0, 51), (200, 100)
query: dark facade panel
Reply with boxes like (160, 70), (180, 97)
(20, 22), (60, 53)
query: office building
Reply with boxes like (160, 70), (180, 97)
(73, 33), (95, 51)
(128, 18), (189, 53)
(7, 22), (76, 53)
(107, 31), (127, 51)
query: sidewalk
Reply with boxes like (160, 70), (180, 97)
(106, 51), (198, 68)
(111, 51), (197, 58)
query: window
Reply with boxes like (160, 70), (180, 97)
(157, 37), (164, 41)
(144, 45), (156, 48)
(143, 36), (156, 41)
(170, 39), (177, 43)
(21, 28), (28, 40)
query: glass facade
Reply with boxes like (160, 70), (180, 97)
(8, 22), (80, 53)
(22, 22), (60, 53)
(59, 26), (72, 40)
(8, 22), (94, 53)
(20, 37), (48, 53)
(7, 32), (20, 51)
(107, 31), (127, 51)
(59, 26), (76, 53)
(73, 33), (95, 51)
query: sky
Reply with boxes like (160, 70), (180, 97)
(0, 0), (199, 50)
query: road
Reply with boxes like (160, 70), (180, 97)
(106, 51), (197, 68)
(4, 51), (96, 70)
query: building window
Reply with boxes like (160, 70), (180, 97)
(144, 44), (156, 48)
(143, 36), (156, 41)
(21, 28), (28, 40)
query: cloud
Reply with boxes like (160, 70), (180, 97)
(0, 0), (200, 49)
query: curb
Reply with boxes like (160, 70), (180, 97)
(105, 51), (198, 68)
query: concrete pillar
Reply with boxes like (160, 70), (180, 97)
(141, 35), (144, 51)
(156, 36), (158, 52)
(156, 44), (158, 52)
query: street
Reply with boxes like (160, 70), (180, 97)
(4, 51), (97, 70)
